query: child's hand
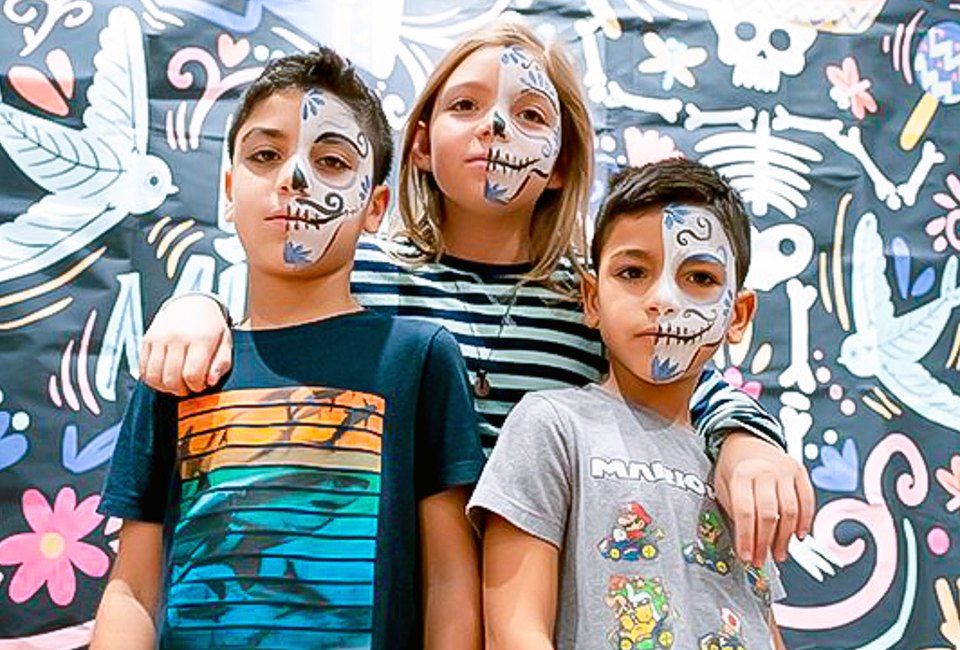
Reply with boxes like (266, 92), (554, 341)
(140, 295), (232, 395)
(714, 432), (815, 566)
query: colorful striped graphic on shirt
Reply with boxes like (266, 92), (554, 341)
(165, 386), (385, 650)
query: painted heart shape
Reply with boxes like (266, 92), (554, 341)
(8, 48), (75, 117)
(218, 33), (251, 68)
(811, 438), (859, 492)
(0, 411), (29, 471)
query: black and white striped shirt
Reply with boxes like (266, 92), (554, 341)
(353, 236), (784, 455)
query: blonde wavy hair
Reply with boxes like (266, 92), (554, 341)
(395, 18), (593, 290)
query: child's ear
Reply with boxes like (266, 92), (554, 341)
(362, 185), (391, 233)
(581, 270), (601, 329)
(223, 169), (236, 223)
(726, 289), (757, 344)
(411, 120), (432, 172)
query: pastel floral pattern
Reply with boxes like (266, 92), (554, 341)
(0, 487), (109, 606)
(623, 127), (683, 168)
(637, 32), (707, 90)
(826, 57), (878, 120)
(928, 173), (960, 253)
(936, 455), (960, 512)
(722, 366), (762, 399)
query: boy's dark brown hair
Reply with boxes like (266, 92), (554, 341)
(590, 159), (752, 289)
(227, 47), (393, 185)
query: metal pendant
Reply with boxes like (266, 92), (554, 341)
(473, 370), (492, 399)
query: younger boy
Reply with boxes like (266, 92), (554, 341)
(469, 159), (787, 649)
(92, 49), (486, 650)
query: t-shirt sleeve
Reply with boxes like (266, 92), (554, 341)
(415, 327), (487, 499)
(98, 382), (177, 523)
(690, 367), (787, 460)
(467, 393), (572, 549)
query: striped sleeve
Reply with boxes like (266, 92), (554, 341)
(691, 367), (787, 460)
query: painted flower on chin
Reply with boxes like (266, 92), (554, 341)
(0, 487), (109, 606)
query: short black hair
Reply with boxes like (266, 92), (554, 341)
(227, 47), (393, 185)
(591, 159), (752, 289)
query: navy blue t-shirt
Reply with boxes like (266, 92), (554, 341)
(100, 310), (486, 649)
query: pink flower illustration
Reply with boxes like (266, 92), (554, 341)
(623, 127), (684, 168)
(0, 487), (109, 606)
(927, 173), (960, 253)
(722, 366), (763, 400)
(826, 57), (878, 120)
(936, 455), (960, 512)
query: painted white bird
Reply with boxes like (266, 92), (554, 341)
(838, 212), (960, 432)
(0, 5), (176, 284)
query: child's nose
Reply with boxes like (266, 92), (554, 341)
(477, 108), (508, 142)
(279, 159), (309, 193)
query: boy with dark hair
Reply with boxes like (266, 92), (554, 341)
(470, 158), (787, 650)
(91, 48), (485, 650)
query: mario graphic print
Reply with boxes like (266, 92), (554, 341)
(605, 575), (675, 650)
(698, 607), (749, 650)
(598, 502), (666, 562)
(682, 510), (736, 576)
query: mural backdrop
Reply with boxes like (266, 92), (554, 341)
(0, 0), (957, 648)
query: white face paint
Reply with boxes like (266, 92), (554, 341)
(283, 89), (374, 268)
(484, 46), (562, 205)
(647, 204), (737, 383)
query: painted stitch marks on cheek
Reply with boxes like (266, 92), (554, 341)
(483, 46), (561, 205)
(282, 89), (373, 269)
(648, 204), (737, 382)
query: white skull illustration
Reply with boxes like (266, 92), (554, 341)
(707, 5), (818, 93)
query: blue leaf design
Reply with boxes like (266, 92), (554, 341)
(484, 180), (508, 203)
(62, 421), (122, 474)
(810, 438), (859, 492)
(284, 241), (313, 266)
(911, 266), (936, 298)
(651, 356), (680, 381)
(662, 204), (688, 229)
(0, 411), (28, 471)
(891, 237), (911, 300)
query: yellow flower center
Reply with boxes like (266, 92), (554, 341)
(39, 532), (65, 559)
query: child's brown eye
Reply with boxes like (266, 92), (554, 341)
(249, 149), (281, 163)
(316, 155), (351, 171)
(519, 108), (547, 125)
(616, 266), (647, 280)
(449, 98), (478, 112)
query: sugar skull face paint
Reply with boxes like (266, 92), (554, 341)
(282, 89), (373, 268)
(647, 204), (737, 383)
(483, 46), (562, 205)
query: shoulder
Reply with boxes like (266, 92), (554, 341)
(503, 387), (594, 436)
(355, 234), (425, 269)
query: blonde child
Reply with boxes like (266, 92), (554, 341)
(139, 20), (811, 565)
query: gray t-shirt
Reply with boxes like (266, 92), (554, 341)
(468, 384), (784, 650)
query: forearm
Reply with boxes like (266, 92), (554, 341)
(486, 618), (554, 650)
(90, 579), (157, 650)
(771, 616), (787, 650)
(424, 575), (482, 650)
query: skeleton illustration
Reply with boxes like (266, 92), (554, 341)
(694, 110), (821, 219)
(706, 2), (817, 93)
